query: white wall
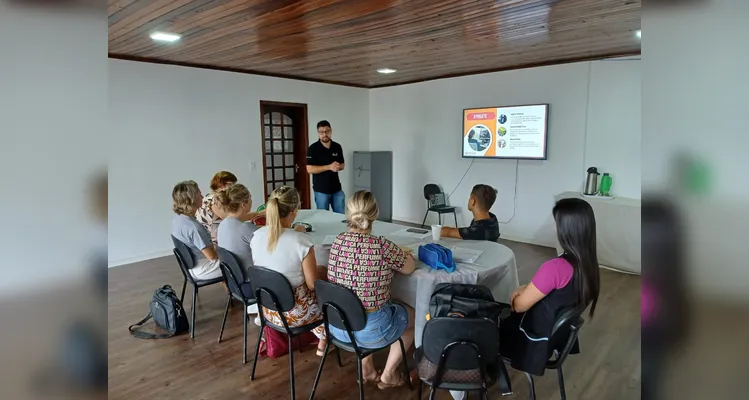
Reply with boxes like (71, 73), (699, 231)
(109, 60), (369, 266)
(369, 59), (641, 247)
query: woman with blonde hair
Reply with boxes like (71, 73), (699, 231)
(327, 190), (416, 389)
(250, 186), (328, 355)
(216, 183), (257, 271)
(171, 180), (222, 280)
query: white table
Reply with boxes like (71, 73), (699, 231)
(295, 210), (519, 347)
(554, 192), (641, 274)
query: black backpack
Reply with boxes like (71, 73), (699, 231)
(429, 283), (511, 323)
(129, 285), (190, 339)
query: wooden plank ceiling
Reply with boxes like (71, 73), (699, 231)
(108, 0), (641, 88)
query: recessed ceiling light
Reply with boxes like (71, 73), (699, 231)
(377, 68), (397, 74)
(635, 29), (641, 39)
(150, 32), (181, 42)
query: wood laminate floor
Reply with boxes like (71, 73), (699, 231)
(108, 240), (640, 399)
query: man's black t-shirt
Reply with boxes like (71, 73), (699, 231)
(306, 140), (344, 194)
(458, 212), (500, 242)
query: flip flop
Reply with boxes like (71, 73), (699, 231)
(316, 345), (335, 357)
(377, 373), (406, 390)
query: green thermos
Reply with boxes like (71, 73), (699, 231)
(599, 173), (612, 196)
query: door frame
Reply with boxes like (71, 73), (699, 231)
(258, 100), (311, 209)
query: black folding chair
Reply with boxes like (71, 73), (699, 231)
(309, 280), (411, 400)
(246, 266), (323, 400)
(216, 247), (258, 364)
(504, 304), (588, 400)
(171, 235), (224, 339)
(416, 317), (511, 400)
(421, 184), (458, 228)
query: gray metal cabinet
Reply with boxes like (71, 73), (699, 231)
(352, 151), (392, 222)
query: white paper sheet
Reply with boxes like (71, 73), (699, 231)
(450, 247), (483, 263)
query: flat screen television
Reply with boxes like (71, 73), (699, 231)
(462, 104), (549, 160)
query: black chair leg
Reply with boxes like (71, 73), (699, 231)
(217, 294), (231, 343)
(421, 210), (429, 228)
(453, 211), (458, 227)
(250, 325), (263, 380)
(242, 312), (248, 364)
(438, 213), (442, 225)
(356, 357), (365, 400)
(190, 286), (197, 339)
(428, 387), (436, 400)
(309, 341), (330, 400)
(557, 366), (566, 400)
(417, 382), (422, 400)
(335, 346), (342, 367)
(524, 372), (537, 400)
(288, 336), (296, 400)
(398, 338), (412, 390)
(180, 278), (187, 304)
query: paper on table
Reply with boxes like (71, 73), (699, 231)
(391, 228), (431, 239)
(321, 235), (338, 247)
(450, 247), (483, 263)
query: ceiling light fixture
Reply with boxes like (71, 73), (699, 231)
(377, 68), (397, 74)
(150, 32), (181, 42)
(635, 29), (641, 39)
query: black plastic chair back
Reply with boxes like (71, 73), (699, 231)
(217, 247), (249, 300)
(423, 184), (441, 201)
(547, 302), (588, 369)
(315, 281), (367, 332)
(423, 317), (499, 370)
(246, 265), (295, 312)
(171, 235), (196, 280)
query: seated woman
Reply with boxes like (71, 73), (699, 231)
(196, 171), (237, 244)
(171, 180), (223, 281)
(327, 190), (417, 389)
(500, 198), (601, 376)
(216, 183), (257, 271)
(250, 186), (328, 355)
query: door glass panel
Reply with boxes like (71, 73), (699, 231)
(273, 155), (283, 167)
(284, 140), (293, 152)
(263, 113), (270, 124)
(267, 183), (273, 194)
(286, 181), (295, 189)
(275, 168), (284, 180)
(272, 127), (282, 139)
(284, 126), (293, 139)
(285, 168), (293, 179)
(266, 169), (273, 181)
(271, 112), (281, 124)
(266, 155), (272, 166)
(285, 155), (294, 165)
(265, 140), (271, 153)
(264, 126), (270, 139)
(282, 114), (292, 125)
(272, 141), (283, 153)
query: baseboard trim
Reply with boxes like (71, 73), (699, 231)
(108, 249), (172, 268)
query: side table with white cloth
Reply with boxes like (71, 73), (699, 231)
(294, 209), (520, 347)
(554, 191), (641, 274)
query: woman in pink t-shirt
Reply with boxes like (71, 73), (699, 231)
(500, 198), (601, 376)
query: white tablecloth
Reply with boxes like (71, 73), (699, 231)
(295, 210), (519, 347)
(554, 192), (641, 274)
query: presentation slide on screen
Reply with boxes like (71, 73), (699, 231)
(462, 104), (548, 159)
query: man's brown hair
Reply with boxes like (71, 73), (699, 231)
(209, 171), (237, 191)
(471, 184), (497, 211)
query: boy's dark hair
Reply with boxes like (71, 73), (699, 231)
(471, 184), (497, 210)
(317, 120), (331, 130)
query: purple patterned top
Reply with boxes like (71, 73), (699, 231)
(327, 232), (407, 310)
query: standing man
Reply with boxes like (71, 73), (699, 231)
(306, 120), (345, 213)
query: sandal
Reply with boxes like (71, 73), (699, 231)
(377, 373), (406, 390)
(316, 345), (335, 357)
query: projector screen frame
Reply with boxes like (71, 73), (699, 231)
(461, 103), (550, 160)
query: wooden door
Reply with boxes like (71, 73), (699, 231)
(259, 101), (310, 209)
